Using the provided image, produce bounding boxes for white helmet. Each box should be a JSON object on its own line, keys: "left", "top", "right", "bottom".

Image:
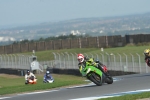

{"left": 77, "top": 53, "right": 84, "bottom": 63}
{"left": 46, "top": 71, "right": 50, "bottom": 74}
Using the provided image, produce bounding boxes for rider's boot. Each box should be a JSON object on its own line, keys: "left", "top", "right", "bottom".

{"left": 25, "top": 80, "right": 29, "bottom": 84}
{"left": 104, "top": 72, "right": 110, "bottom": 77}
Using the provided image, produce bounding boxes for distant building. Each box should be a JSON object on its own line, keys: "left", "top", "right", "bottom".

{"left": 0, "top": 37, "right": 15, "bottom": 42}
{"left": 71, "top": 30, "right": 81, "bottom": 35}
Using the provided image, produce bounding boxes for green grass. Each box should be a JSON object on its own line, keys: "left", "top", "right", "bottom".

{"left": 0, "top": 74, "right": 88, "bottom": 95}
{"left": 2, "top": 44, "right": 150, "bottom": 98}
{"left": 19, "top": 45, "right": 149, "bottom": 61}
{"left": 20, "top": 48, "right": 99, "bottom": 61}
{"left": 99, "top": 91, "right": 150, "bottom": 100}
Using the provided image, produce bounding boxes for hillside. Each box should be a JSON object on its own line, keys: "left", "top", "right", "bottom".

{"left": 0, "top": 12, "right": 150, "bottom": 43}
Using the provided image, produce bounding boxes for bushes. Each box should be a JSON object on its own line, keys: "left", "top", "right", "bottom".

{"left": 126, "top": 42, "right": 150, "bottom": 47}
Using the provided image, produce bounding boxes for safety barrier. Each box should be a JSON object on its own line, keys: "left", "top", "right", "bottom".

{"left": 52, "top": 52, "right": 150, "bottom": 74}
{"left": 0, "top": 52, "right": 149, "bottom": 76}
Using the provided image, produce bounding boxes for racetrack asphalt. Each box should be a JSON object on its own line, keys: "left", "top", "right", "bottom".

{"left": 1, "top": 73, "right": 150, "bottom": 100}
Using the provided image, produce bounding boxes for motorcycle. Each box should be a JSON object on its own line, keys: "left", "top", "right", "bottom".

{"left": 28, "top": 76, "right": 37, "bottom": 84}
{"left": 43, "top": 75, "right": 54, "bottom": 83}
{"left": 79, "top": 62, "right": 113, "bottom": 86}
{"left": 146, "top": 58, "right": 150, "bottom": 67}
{"left": 43, "top": 78, "right": 54, "bottom": 83}
{"left": 96, "top": 60, "right": 111, "bottom": 76}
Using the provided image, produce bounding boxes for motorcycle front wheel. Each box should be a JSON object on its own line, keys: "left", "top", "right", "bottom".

{"left": 87, "top": 72, "right": 102, "bottom": 86}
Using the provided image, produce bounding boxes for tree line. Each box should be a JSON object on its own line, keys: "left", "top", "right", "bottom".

{"left": 12, "top": 34, "right": 90, "bottom": 44}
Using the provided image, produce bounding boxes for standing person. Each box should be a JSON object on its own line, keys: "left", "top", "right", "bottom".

{"left": 77, "top": 53, "right": 109, "bottom": 76}
{"left": 25, "top": 70, "right": 36, "bottom": 84}
{"left": 144, "top": 49, "right": 150, "bottom": 67}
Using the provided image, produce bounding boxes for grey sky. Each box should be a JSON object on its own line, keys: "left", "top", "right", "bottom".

{"left": 0, "top": 0, "right": 150, "bottom": 28}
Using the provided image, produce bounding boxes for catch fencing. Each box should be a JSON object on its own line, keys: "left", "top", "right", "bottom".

{"left": 52, "top": 52, "right": 150, "bottom": 74}
{"left": 0, "top": 54, "right": 32, "bottom": 69}
{"left": 0, "top": 52, "right": 150, "bottom": 74}
{"left": 0, "top": 54, "right": 55, "bottom": 72}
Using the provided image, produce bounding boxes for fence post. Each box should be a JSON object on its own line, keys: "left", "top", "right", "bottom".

{"left": 52, "top": 52, "right": 57, "bottom": 60}
{"left": 57, "top": 53, "right": 61, "bottom": 68}
{"left": 10, "top": 54, "right": 13, "bottom": 69}
{"left": 123, "top": 53, "right": 128, "bottom": 72}
{"left": 6, "top": 54, "right": 9, "bottom": 68}
{"left": 105, "top": 52, "right": 110, "bottom": 68}
{"left": 100, "top": 53, "right": 104, "bottom": 64}
{"left": 130, "top": 53, "right": 135, "bottom": 72}
{"left": 84, "top": 53, "right": 88, "bottom": 58}
{"left": 70, "top": 53, "right": 75, "bottom": 69}
{"left": 21, "top": 55, "right": 23, "bottom": 69}
{"left": 94, "top": 53, "right": 99, "bottom": 60}
{"left": 111, "top": 53, "right": 116, "bottom": 70}
{"left": 90, "top": 53, "right": 93, "bottom": 58}
{"left": 2, "top": 55, "right": 5, "bottom": 68}
{"left": 61, "top": 53, "right": 65, "bottom": 69}
{"left": 117, "top": 53, "right": 122, "bottom": 71}
{"left": 65, "top": 52, "right": 70, "bottom": 69}
{"left": 136, "top": 53, "right": 141, "bottom": 73}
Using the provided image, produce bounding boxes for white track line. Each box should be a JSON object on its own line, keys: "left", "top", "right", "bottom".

{"left": 70, "top": 89, "right": 150, "bottom": 100}
{"left": 0, "top": 78, "right": 119, "bottom": 100}
{"left": 0, "top": 97, "right": 11, "bottom": 100}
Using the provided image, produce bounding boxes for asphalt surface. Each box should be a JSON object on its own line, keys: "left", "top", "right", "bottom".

{"left": 1, "top": 73, "right": 150, "bottom": 100}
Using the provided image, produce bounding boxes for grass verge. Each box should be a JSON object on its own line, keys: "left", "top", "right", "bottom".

{"left": 98, "top": 91, "right": 150, "bottom": 100}
{"left": 0, "top": 74, "right": 88, "bottom": 95}
{"left": 2, "top": 45, "right": 150, "bottom": 98}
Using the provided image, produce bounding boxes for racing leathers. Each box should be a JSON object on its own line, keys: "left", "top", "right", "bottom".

{"left": 145, "top": 56, "right": 150, "bottom": 67}
{"left": 78, "top": 57, "right": 109, "bottom": 76}
{"left": 25, "top": 72, "right": 36, "bottom": 84}
{"left": 43, "top": 73, "right": 54, "bottom": 83}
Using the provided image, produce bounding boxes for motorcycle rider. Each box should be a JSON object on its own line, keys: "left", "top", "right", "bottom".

{"left": 25, "top": 70, "right": 36, "bottom": 84}
{"left": 77, "top": 53, "right": 109, "bottom": 76}
{"left": 43, "top": 70, "right": 54, "bottom": 83}
{"left": 144, "top": 49, "right": 150, "bottom": 67}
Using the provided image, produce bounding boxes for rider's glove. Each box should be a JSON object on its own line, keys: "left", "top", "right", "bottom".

{"left": 94, "top": 63, "right": 99, "bottom": 67}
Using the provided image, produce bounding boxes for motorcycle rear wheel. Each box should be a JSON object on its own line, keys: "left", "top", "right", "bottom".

{"left": 105, "top": 76, "right": 113, "bottom": 84}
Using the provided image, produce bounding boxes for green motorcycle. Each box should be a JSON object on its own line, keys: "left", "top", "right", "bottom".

{"left": 79, "top": 64, "right": 113, "bottom": 86}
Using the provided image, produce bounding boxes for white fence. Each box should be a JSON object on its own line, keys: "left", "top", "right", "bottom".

{"left": 0, "top": 52, "right": 150, "bottom": 74}
{"left": 0, "top": 54, "right": 32, "bottom": 69}
{"left": 52, "top": 52, "right": 150, "bottom": 74}
{"left": 0, "top": 54, "right": 55, "bottom": 72}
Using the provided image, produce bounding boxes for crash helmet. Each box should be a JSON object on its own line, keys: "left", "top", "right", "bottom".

{"left": 27, "top": 70, "right": 30, "bottom": 75}
{"left": 144, "top": 49, "right": 150, "bottom": 56}
{"left": 46, "top": 70, "right": 50, "bottom": 74}
{"left": 95, "top": 59, "right": 100, "bottom": 63}
{"left": 77, "top": 53, "right": 84, "bottom": 63}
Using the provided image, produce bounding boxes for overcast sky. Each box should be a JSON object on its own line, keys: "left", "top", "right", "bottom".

{"left": 0, "top": 0, "right": 150, "bottom": 28}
